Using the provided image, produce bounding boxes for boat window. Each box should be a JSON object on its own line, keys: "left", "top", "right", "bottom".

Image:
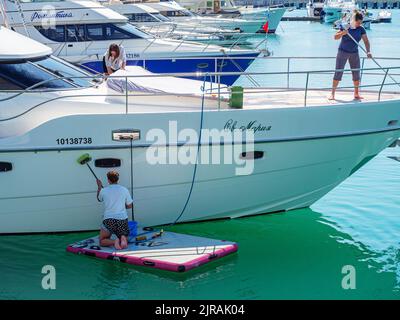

{"left": 37, "top": 23, "right": 147, "bottom": 41}
{"left": 163, "top": 10, "right": 193, "bottom": 17}
{"left": 86, "top": 23, "right": 144, "bottom": 40}
{"left": 0, "top": 75, "right": 23, "bottom": 90}
{"left": 127, "top": 13, "right": 159, "bottom": 23}
{"left": 104, "top": 24, "right": 132, "bottom": 40}
{"left": 0, "top": 56, "right": 94, "bottom": 90}
{"left": 86, "top": 24, "right": 105, "bottom": 41}
{"left": 151, "top": 13, "right": 170, "bottom": 22}
{"left": 34, "top": 56, "right": 93, "bottom": 87}
{"left": 116, "top": 23, "right": 151, "bottom": 39}
{"left": 66, "top": 25, "right": 85, "bottom": 42}
{"left": 0, "top": 60, "right": 72, "bottom": 89}
{"left": 36, "top": 25, "right": 65, "bottom": 42}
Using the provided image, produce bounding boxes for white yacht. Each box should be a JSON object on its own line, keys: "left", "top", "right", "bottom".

{"left": 173, "top": 0, "right": 286, "bottom": 33}
{"left": 0, "top": 0, "right": 260, "bottom": 85}
{"left": 143, "top": 1, "right": 266, "bottom": 33}
{"left": 307, "top": 0, "right": 324, "bottom": 18}
{"left": 1, "top": 27, "right": 400, "bottom": 234}
{"left": 103, "top": 1, "right": 253, "bottom": 46}
{"left": 322, "top": 0, "right": 358, "bottom": 24}
{"left": 376, "top": 9, "right": 392, "bottom": 23}
{"left": 333, "top": 9, "right": 372, "bottom": 30}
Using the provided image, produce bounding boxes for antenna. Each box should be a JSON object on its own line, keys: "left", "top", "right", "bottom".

{"left": 14, "top": 0, "right": 30, "bottom": 37}
{"left": 0, "top": 0, "right": 10, "bottom": 28}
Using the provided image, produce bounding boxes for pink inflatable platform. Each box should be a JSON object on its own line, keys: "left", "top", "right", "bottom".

{"left": 67, "top": 228, "right": 238, "bottom": 272}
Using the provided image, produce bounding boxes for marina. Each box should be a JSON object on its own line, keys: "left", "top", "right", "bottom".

{"left": 0, "top": 0, "right": 400, "bottom": 300}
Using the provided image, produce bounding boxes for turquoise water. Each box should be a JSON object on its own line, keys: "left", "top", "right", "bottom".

{"left": 1, "top": 10, "right": 400, "bottom": 300}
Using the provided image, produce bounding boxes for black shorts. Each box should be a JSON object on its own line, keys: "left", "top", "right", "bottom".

{"left": 102, "top": 218, "right": 129, "bottom": 238}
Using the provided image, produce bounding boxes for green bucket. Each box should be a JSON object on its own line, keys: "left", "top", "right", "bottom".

{"left": 229, "top": 86, "right": 244, "bottom": 109}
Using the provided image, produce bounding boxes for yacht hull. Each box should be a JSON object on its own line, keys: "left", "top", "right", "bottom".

{"left": 1, "top": 101, "right": 399, "bottom": 234}
{"left": 323, "top": 7, "right": 343, "bottom": 23}
{"left": 81, "top": 52, "right": 260, "bottom": 85}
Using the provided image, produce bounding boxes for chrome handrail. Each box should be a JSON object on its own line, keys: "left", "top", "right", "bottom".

{"left": 1, "top": 56, "right": 400, "bottom": 114}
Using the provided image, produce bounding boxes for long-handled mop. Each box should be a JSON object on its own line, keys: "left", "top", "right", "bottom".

{"left": 77, "top": 153, "right": 102, "bottom": 202}
{"left": 77, "top": 153, "right": 99, "bottom": 181}
{"left": 76, "top": 153, "right": 156, "bottom": 240}
{"left": 344, "top": 27, "right": 400, "bottom": 88}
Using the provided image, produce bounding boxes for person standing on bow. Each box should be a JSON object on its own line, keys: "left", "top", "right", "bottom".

{"left": 330, "top": 11, "right": 372, "bottom": 101}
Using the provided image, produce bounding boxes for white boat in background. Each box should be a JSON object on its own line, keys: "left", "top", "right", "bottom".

{"left": 162, "top": 0, "right": 286, "bottom": 33}
{"left": 322, "top": 0, "right": 358, "bottom": 24}
{"left": 141, "top": 1, "right": 266, "bottom": 33}
{"left": 1, "top": 27, "right": 400, "bottom": 234}
{"left": 333, "top": 9, "right": 372, "bottom": 30}
{"left": 307, "top": 0, "right": 324, "bottom": 18}
{"left": 0, "top": 0, "right": 260, "bottom": 85}
{"left": 172, "top": 0, "right": 286, "bottom": 33}
{"left": 102, "top": 1, "right": 254, "bottom": 45}
{"left": 376, "top": 9, "right": 392, "bottom": 23}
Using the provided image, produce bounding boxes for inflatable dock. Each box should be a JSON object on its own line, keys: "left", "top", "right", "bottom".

{"left": 67, "top": 228, "right": 238, "bottom": 272}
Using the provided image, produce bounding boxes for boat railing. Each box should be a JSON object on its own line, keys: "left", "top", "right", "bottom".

{"left": 1, "top": 56, "right": 400, "bottom": 121}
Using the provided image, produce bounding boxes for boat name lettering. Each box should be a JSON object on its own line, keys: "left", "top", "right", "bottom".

{"left": 224, "top": 119, "right": 271, "bottom": 133}
{"left": 31, "top": 11, "right": 73, "bottom": 22}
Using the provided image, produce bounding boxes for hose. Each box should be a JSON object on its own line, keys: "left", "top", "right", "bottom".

{"left": 170, "top": 75, "right": 207, "bottom": 225}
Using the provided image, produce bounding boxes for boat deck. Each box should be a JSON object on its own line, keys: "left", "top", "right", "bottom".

{"left": 240, "top": 88, "right": 400, "bottom": 109}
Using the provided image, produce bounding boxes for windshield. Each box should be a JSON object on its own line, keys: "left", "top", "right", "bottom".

{"left": 152, "top": 13, "right": 171, "bottom": 22}
{"left": 0, "top": 55, "right": 94, "bottom": 91}
{"left": 116, "top": 23, "right": 153, "bottom": 39}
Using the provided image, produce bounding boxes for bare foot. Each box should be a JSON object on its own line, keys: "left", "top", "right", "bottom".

{"left": 114, "top": 238, "right": 122, "bottom": 250}
{"left": 120, "top": 236, "right": 128, "bottom": 249}
{"left": 354, "top": 95, "right": 364, "bottom": 100}
{"left": 328, "top": 95, "right": 335, "bottom": 100}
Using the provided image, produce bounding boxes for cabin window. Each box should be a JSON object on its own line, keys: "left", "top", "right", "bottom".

{"left": 86, "top": 24, "right": 104, "bottom": 41}
{"left": 0, "top": 60, "right": 71, "bottom": 89}
{"left": 86, "top": 23, "right": 143, "bottom": 40}
{"left": 152, "top": 13, "right": 170, "bottom": 22}
{"left": 36, "top": 25, "right": 65, "bottom": 42}
{"left": 104, "top": 24, "right": 132, "bottom": 40}
{"left": 117, "top": 23, "right": 150, "bottom": 39}
{"left": 35, "top": 56, "right": 93, "bottom": 87}
{"left": 36, "top": 23, "right": 145, "bottom": 42}
{"left": 127, "top": 13, "right": 158, "bottom": 23}
{"left": 163, "top": 10, "right": 192, "bottom": 17}
{"left": 66, "top": 25, "right": 85, "bottom": 42}
{"left": 0, "top": 56, "right": 93, "bottom": 90}
{"left": 0, "top": 75, "right": 23, "bottom": 90}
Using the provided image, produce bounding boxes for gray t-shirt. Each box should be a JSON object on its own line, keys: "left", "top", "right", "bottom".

{"left": 98, "top": 184, "right": 133, "bottom": 220}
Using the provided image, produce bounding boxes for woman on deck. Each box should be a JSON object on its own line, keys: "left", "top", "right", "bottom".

{"left": 330, "top": 11, "right": 372, "bottom": 100}
{"left": 103, "top": 43, "right": 127, "bottom": 75}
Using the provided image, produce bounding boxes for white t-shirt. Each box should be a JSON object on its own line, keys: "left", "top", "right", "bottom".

{"left": 98, "top": 184, "right": 133, "bottom": 220}
{"left": 104, "top": 45, "right": 127, "bottom": 71}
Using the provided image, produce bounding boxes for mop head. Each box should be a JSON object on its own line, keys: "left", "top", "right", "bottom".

{"left": 77, "top": 153, "right": 92, "bottom": 165}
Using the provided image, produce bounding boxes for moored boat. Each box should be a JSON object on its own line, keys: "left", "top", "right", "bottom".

{"left": 0, "top": 0, "right": 260, "bottom": 85}
{"left": 1, "top": 27, "right": 400, "bottom": 234}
